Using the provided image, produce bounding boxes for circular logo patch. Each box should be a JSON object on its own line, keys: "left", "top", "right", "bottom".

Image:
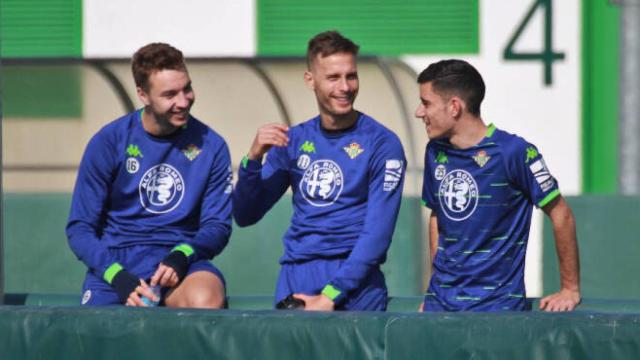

{"left": 139, "top": 164, "right": 185, "bottom": 214}
{"left": 299, "top": 159, "right": 344, "bottom": 207}
{"left": 297, "top": 154, "right": 311, "bottom": 170}
{"left": 438, "top": 169, "right": 479, "bottom": 221}
{"left": 81, "top": 290, "right": 92, "bottom": 305}
{"left": 435, "top": 164, "right": 446, "bottom": 181}
{"left": 126, "top": 157, "right": 140, "bottom": 174}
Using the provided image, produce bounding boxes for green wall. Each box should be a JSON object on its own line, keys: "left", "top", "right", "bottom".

{"left": 0, "top": 0, "right": 82, "bottom": 58}
{"left": 3, "top": 193, "right": 424, "bottom": 297}
{"left": 258, "top": 0, "right": 479, "bottom": 56}
{"left": 542, "top": 195, "right": 640, "bottom": 299}
{"left": 581, "top": 0, "right": 619, "bottom": 194}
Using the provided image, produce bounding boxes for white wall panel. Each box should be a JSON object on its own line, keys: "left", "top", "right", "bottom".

{"left": 84, "top": 0, "right": 255, "bottom": 57}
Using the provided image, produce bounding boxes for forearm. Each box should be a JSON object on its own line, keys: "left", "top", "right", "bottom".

{"left": 553, "top": 211, "right": 580, "bottom": 291}
{"left": 67, "top": 221, "right": 119, "bottom": 277}
{"left": 188, "top": 222, "right": 232, "bottom": 260}
{"left": 546, "top": 197, "right": 580, "bottom": 292}
{"left": 233, "top": 157, "right": 288, "bottom": 227}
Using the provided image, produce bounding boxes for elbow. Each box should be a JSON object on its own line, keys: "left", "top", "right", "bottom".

{"left": 232, "top": 209, "right": 261, "bottom": 228}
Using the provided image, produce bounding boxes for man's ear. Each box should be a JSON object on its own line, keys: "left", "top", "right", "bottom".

{"left": 137, "top": 86, "right": 150, "bottom": 106}
{"left": 304, "top": 70, "right": 315, "bottom": 90}
{"left": 449, "top": 97, "right": 463, "bottom": 118}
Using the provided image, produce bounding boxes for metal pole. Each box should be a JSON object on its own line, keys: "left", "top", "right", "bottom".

{"left": 615, "top": 0, "right": 640, "bottom": 194}
{"left": 0, "top": 55, "right": 4, "bottom": 305}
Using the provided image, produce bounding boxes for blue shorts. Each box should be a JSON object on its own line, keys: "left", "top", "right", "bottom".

{"left": 80, "top": 245, "right": 225, "bottom": 306}
{"left": 275, "top": 257, "right": 387, "bottom": 311}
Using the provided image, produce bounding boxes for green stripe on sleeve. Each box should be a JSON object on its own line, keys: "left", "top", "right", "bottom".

{"left": 321, "top": 284, "right": 342, "bottom": 301}
{"left": 172, "top": 243, "right": 195, "bottom": 257}
{"left": 538, "top": 189, "right": 561, "bottom": 208}
{"left": 103, "top": 263, "right": 124, "bottom": 284}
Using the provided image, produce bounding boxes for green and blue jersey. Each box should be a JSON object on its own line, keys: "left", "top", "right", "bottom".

{"left": 422, "top": 124, "right": 560, "bottom": 311}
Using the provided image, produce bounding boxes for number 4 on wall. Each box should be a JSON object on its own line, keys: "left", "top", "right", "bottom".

{"left": 503, "top": 0, "right": 565, "bottom": 86}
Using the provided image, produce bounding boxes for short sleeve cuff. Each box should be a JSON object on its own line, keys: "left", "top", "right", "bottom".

{"left": 537, "top": 189, "right": 561, "bottom": 208}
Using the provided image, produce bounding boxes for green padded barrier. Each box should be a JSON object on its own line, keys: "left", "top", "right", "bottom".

{"left": 3, "top": 193, "right": 423, "bottom": 297}
{"left": 542, "top": 195, "right": 640, "bottom": 299}
{"left": 1, "top": 306, "right": 639, "bottom": 359}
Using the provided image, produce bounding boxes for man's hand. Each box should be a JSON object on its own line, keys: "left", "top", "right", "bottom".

{"left": 150, "top": 263, "right": 180, "bottom": 288}
{"left": 248, "top": 123, "right": 289, "bottom": 161}
{"left": 539, "top": 288, "right": 581, "bottom": 312}
{"left": 125, "top": 279, "right": 160, "bottom": 307}
{"left": 293, "top": 293, "right": 335, "bottom": 311}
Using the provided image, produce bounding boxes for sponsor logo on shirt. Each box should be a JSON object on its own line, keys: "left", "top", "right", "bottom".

{"left": 384, "top": 159, "right": 403, "bottom": 191}
{"left": 525, "top": 146, "right": 539, "bottom": 163}
{"left": 436, "top": 151, "right": 449, "bottom": 164}
{"left": 139, "top": 164, "right": 185, "bottom": 214}
{"left": 300, "top": 141, "right": 316, "bottom": 154}
{"left": 182, "top": 144, "right": 202, "bottom": 161}
{"left": 297, "top": 154, "right": 311, "bottom": 169}
{"left": 299, "top": 159, "right": 344, "bottom": 207}
{"left": 126, "top": 144, "right": 144, "bottom": 158}
{"left": 529, "top": 158, "right": 555, "bottom": 192}
{"left": 472, "top": 150, "right": 491, "bottom": 168}
{"left": 343, "top": 142, "right": 364, "bottom": 159}
{"left": 435, "top": 164, "right": 446, "bottom": 181}
{"left": 438, "top": 169, "right": 479, "bottom": 221}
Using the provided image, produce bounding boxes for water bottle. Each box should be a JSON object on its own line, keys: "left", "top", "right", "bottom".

{"left": 141, "top": 285, "right": 161, "bottom": 307}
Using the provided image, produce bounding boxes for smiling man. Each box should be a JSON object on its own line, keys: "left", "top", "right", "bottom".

{"left": 416, "top": 59, "right": 580, "bottom": 312}
{"left": 233, "top": 31, "right": 406, "bottom": 311}
{"left": 67, "top": 43, "right": 232, "bottom": 308}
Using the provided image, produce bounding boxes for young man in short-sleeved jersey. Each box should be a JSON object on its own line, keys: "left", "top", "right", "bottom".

{"left": 416, "top": 59, "right": 580, "bottom": 312}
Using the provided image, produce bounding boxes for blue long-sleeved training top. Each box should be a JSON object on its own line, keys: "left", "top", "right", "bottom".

{"left": 233, "top": 112, "right": 406, "bottom": 300}
{"left": 422, "top": 124, "right": 561, "bottom": 311}
{"left": 66, "top": 110, "right": 233, "bottom": 278}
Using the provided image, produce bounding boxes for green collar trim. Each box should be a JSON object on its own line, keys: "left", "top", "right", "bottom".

{"left": 485, "top": 123, "right": 496, "bottom": 138}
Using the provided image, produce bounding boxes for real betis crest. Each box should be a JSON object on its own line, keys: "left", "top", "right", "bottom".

{"left": 473, "top": 150, "right": 490, "bottom": 168}
{"left": 343, "top": 142, "right": 364, "bottom": 159}
{"left": 182, "top": 144, "right": 202, "bottom": 161}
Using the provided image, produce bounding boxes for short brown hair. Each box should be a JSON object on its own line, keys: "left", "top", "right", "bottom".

{"left": 306, "top": 31, "right": 359, "bottom": 69}
{"left": 131, "top": 43, "right": 187, "bottom": 91}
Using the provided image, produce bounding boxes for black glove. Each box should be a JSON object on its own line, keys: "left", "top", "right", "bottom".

{"left": 161, "top": 251, "right": 189, "bottom": 282}
{"left": 111, "top": 270, "right": 140, "bottom": 304}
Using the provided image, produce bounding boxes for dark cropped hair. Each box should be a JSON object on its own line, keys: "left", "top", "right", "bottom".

{"left": 306, "top": 31, "right": 359, "bottom": 69}
{"left": 132, "top": 43, "right": 187, "bottom": 91}
{"left": 417, "top": 59, "right": 485, "bottom": 116}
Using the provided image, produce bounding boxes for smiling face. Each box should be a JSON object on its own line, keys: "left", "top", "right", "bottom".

{"left": 305, "top": 52, "right": 359, "bottom": 123}
{"left": 415, "top": 82, "right": 458, "bottom": 140}
{"left": 137, "top": 69, "right": 195, "bottom": 134}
